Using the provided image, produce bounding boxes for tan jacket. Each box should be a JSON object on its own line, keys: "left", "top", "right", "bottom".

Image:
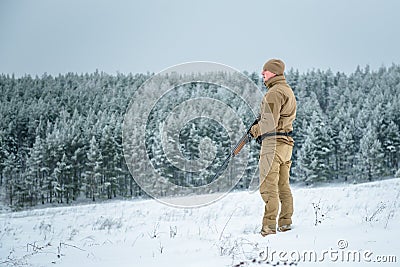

{"left": 250, "top": 75, "right": 296, "bottom": 146}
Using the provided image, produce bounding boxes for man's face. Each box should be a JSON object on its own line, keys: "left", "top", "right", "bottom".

{"left": 261, "top": 70, "right": 276, "bottom": 83}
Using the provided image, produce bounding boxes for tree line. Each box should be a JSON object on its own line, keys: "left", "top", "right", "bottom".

{"left": 0, "top": 65, "right": 399, "bottom": 209}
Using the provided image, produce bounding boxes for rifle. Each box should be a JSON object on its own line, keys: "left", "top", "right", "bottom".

{"left": 210, "top": 116, "right": 259, "bottom": 181}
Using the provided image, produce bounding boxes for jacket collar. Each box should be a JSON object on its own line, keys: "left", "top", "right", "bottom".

{"left": 265, "top": 75, "right": 286, "bottom": 89}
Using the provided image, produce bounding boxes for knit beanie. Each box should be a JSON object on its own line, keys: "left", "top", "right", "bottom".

{"left": 263, "top": 59, "right": 285, "bottom": 75}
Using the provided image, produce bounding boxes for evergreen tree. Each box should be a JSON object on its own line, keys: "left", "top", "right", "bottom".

{"left": 294, "top": 111, "right": 332, "bottom": 183}
{"left": 2, "top": 151, "right": 17, "bottom": 206}
{"left": 356, "top": 123, "right": 385, "bottom": 181}
{"left": 380, "top": 120, "right": 400, "bottom": 174}
{"left": 0, "top": 130, "right": 6, "bottom": 187}
{"left": 85, "top": 136, "right": 103, "bottom": 201}
{"left": 337, "top": 127, "right": 355, "bottom": 181}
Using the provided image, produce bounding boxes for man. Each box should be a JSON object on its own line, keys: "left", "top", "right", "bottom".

{"left": 250, "top": 59, "right": 297, "bottom": 236}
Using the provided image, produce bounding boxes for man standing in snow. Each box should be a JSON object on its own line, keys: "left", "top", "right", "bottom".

{"left": 249, "top": 59, "right": 297, "bottom": 236}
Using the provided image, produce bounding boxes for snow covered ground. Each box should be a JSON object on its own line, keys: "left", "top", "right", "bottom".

{"left": 1, "top": 179, "right": 399, "bottom": 267}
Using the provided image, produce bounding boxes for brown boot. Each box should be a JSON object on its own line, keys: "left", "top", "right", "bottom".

{"left": 277, "top": 224, "right": 291, "bottom": 232}
{"left": 260, "top": 227, "right": 276, "bottom": 237}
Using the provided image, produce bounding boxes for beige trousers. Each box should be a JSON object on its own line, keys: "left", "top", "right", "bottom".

{"left": 259, "top": 141, "right": 294, "bottom": 229}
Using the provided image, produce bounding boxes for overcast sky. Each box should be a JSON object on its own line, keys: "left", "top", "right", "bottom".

{"left": 1, "top": 0, "right": 399, "bottom": 76}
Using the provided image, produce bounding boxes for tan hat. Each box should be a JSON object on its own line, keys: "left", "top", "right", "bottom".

{"left": 263, "top": 59, "right": 285, "bottom": 75}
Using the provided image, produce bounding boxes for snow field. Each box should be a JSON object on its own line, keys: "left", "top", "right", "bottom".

{"left": 1, "top": 178, "right": 399, "bottom": 267}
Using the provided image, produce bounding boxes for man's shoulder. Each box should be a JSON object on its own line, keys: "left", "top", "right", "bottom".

{"left": 266, "top": 83, "right": 289, "bottom": 97}
{"left": 272, "top": 82, "right": 294, "bottom": 97}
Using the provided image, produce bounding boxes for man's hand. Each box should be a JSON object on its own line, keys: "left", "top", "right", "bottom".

{"left": 249, "top": 114, "right": 261, "bottom": 138}
{"left": 249, "top": 123, "right": 261, "bottom": 138}
{"left": 250, "top": 125, "right": 262, "bottom": 144}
